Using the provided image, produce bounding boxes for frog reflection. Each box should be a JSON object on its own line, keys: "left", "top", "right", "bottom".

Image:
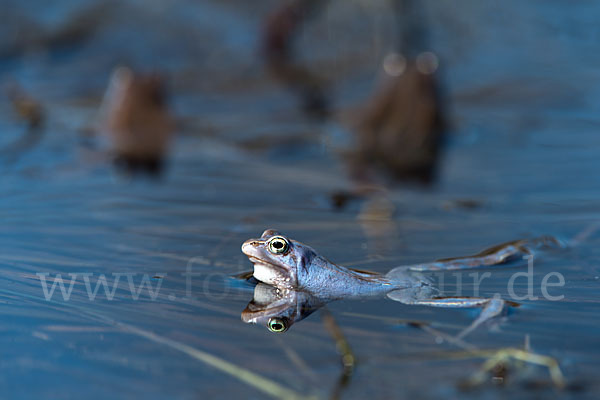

{"left": 241, "top": 282, "right": 326, "bottom": 333}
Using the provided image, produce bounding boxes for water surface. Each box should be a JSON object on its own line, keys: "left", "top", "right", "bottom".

{"left": 1, "top": 1, "right": 599, "bottom": 398}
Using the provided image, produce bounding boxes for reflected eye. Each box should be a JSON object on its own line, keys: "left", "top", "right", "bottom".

{"left": 267, "top": 236, "right": 289, "bottom": 255}
{"left": 267, "top": 317, "right": 288, "bottom": 333}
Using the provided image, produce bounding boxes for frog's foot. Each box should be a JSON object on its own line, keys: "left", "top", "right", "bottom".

{"left": 455, "top": 296, "right": 508, "bottom": 340}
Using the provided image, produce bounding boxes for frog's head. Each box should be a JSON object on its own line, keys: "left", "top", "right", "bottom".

{"left": 241, "top": 229, "right": 316, "bottom": 289}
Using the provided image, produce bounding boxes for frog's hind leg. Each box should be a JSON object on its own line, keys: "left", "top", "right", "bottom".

{"left": 387, "top": 290, "right": 508, "bottom": 339}
{"left": 407, "top": 246, "right": 528, "bottom": 272}
{"left": 405, "top": 236, "right": 564, "bottom": 272}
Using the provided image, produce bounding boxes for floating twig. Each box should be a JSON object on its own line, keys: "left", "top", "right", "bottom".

{"left": 462, "top": 347, "right": 566, "bottom": 389}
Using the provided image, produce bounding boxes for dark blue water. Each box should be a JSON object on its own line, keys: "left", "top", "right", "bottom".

{"left": 1, "top": 1, "right": 599, "bottom": 399}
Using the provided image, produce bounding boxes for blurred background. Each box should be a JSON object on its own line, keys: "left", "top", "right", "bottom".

{"left": 1, "top": 0, "right": 599, "bottom": 399}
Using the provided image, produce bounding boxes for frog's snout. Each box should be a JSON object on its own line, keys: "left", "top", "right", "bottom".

{"left": 241, "top": 239, "right": 262, "bottom": 257}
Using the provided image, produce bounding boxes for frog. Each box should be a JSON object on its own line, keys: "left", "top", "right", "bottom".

{"left": 241, "top": 229, "right": 562, "bottom": 335}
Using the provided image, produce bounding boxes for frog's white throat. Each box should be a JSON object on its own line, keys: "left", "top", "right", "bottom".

{"left": 252, "top": 262, "right": 294, "bottom": 288}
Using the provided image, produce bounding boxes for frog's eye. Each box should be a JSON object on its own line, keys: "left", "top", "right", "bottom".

{"left": 267, "top": 317, "right": 288, "bottom": 333}
{"left": 267, "top": 236, "right": 289, "bottom": 255}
